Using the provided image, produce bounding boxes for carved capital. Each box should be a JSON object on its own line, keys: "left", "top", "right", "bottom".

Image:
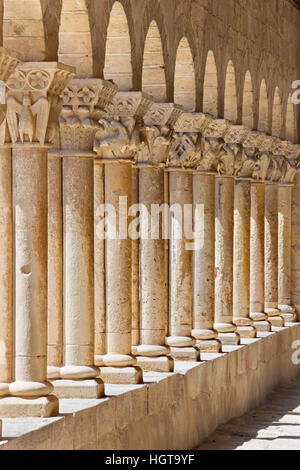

{"left": 195, "top": 118, "right": 231, "bottom": 173}
{"left": 234, "top": 131, "right": 265, "bottom": 179}
{"left": 276, "top": 142, "right": 300, "bottom": 184}
{"left": 0, "top": 46, "right": 20, "bottom": 83}
{"left": 94, "top": 92, "right": 153, "bottom": 161}
{"left": 5, "top": 62, "right": 75, "bottom": 147}
{"left": 167, "top": 132, "right": 200, "bottom": 169}
{"left": 253, "top": 136, "right": 280, "bottom": 182}
{"left": 59, "top": 78, "right": 117, "bottom": 152}
{"left": 137, "top": 104, "right": 182, "bottom": 167}
{"left": 174, "top": 112, "right": 212, "bottom": 133}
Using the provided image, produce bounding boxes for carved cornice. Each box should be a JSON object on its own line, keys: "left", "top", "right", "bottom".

{"left": 5, "top": 62, "right": 75, "bottom": 147}
{"left": 144, "top": 103, "right": 183, "bottom": 128}
{"left": 174, "top": 112, "right": 212, "bottom": 133}
{"left": 59, "top": 78, "right": 117, "bottom": 152}
{"left": 94, "top": 92, "right": 153, "bottom": 161}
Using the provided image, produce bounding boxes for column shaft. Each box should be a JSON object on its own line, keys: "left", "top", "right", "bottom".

{"left": 136, "top": 167, "right": 172, "bottom": 371}
{"left": 131, "top": 167, "right": 140, "bottom": 346}
{"left": 62, "top": 157, "right": 99, "bottom": 378}
{"left": 250, "top": 182, "right": 270, "bottom": 331}
{"left": 0, "top": 148, "right": 13, "bottom": 395}
{"left": 166, "top": 171, "right": 199, "bottom": 361}
{"left": 278, "top": 184, "right": 296, "bottom": 321}
{"left": 192, "top": 173, "right": 220, "bottom": 352}
{"left": 233, "top": 178, "right": 256, "bottom": 337}
{"left": 214, "top": 176, "right": 239, "bottom": 344}
{"left": 291, "top": 180, "right": 300, "bottom": 320}
{"left": 265, "top": 183, "right": 284, "bottom": 326}
{"left": 94, "top": 162, "right": 106, "bottom": 366}
{"left": 47, "top": 154, "right": 63, "bottom": 379}
{"left": 101, "top": 162, "right": 142, "bottom": 384}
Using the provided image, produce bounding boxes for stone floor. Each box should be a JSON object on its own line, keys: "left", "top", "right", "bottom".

{"left": 197, "top": 375, "right": 300, "bottom": 450}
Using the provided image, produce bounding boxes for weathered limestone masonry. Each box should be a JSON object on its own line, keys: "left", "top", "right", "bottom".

{"left": 133, "top": 103, "right": 182, "bottom": 373}
{"left": 0, "top": 60, "right": 74, "bottom": 420}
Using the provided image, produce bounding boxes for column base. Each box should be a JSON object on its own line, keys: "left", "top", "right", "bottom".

{"left": 265, "top": 308, "right": 284, "bottom": 327}
{"left": 236, "top": 326, "right": 257, "bottom": 338}
{"left": 51, "top": 378, "right": 104, "bottom": 399}
{"left": 195, "top": 339, "right": 222, "bottom": 353}
{"left": 94, "top": 355, "right": 105, "bottom": 367}
{"left": 279, "top": 305, "right": 297, "bottom": 323}
{"left": 0, "top": 383, "right": 9, "bottom": 397}
{"left": 47, "top": 366, "right": 61, "bottom": 380}
{"left": 0, "top": 419, "right": 2, "bottom": 437}
{"left": 253, "top": 320, "right": 271, "bottom": 332}
{"left": 99, "top": 366, "right": 143, "bottom": 384}
{"left": 218, "top": 332, "right": 240, "bottom": 346}
{"left": 169, "top": 347, "right": 200, "bottom": 362}
{"left": 0, "top": 396, "right": 58, "bottom": 418}
{"left": 136, "top": 356, "right": 174, "bottom": 372}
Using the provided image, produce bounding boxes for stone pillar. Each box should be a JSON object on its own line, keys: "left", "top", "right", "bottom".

{"left": 133, "top": 103, "right": 182, "bottom": 371}
{"left": 191, "top": 115, "right": 221, "bottom": 353}
{"left": 265, "top": 179, "right": 284, "bottom": 326}
{"left": 0, "top": 62, "right": 74, "bottom": 418}
{"left": 131, "top": 166, "right": 140, "bottom": 347}
{"left": 165, "top": 113, "right": 213, "bottom": 361}
{"left": 47, "top": 151, "right": 63, "bottom": 380}
{"left": 232, "top": 131, "right": 264, "bottom": 338}
{"left": 278, "top": 144, "right": 299, "bottom": 323}
{"left": 292, "top": 154, "right": 300, "bottom": 319}
{"left": 0, "top": 49, "right": 20, "bottom": 408}
{"left": 51, "top": 79, "right": 117, "bottom": 398}
{"left": 94, "top": 92, "right": 153, "bottom": 383}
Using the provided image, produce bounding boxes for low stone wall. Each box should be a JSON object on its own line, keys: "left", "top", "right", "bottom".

{"left": 1, "top": 324, "right": 300, "bottom": 450}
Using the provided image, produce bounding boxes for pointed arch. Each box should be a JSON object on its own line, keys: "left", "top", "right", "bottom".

{"left": 104, "top": 1, "right": 132, "bottom": 90}
{"left": 3, "top": 0, "right": 46, "bottom": 61}
{"left": 272, "top": 87, "right": 282, "bottom": 138}
{"left": 286, "top": 94, "right": 296, "bottom": 143}
{"left": 174, "top": 37, "right": 196, "bottom": 112}
{"left": 58, "top": 0, "right": 93, "bottom": 76}
{"left": 203, "top": 50, "right": 218, "bottom": 117}
{"left": 242, "top": 71, "right": 254, "bottom": 129}
{"left": 142, "top": 20, "right": 166, "bottom": 102}
{"left": 258, "top": 79, "right": 269, "bottom": 133}
{"left": 224, "top": 60, "right": 238, "bottom": 123}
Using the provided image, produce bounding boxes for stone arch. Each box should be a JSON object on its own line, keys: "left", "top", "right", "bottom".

{"left": 3, "top": 0, "right": 46, "bottom": 61}
{"left": 142, "top": 19, "right": 166, "bottom": 102}
{"left": 104, "top": 1, "right": 132, "bottom": 90}
{"left": 272, "top": 86, "right": 282, "bottom": 138}
{"left": 203, "top": 50, "right": 218, "bottom": 117}
{"left": 258, "top": 79, "right": 269, "bottom": 134}
{"left": 58, "top": 0, "right": 93, "bottom": 77}
{"left": 174, "top": 36, "right": 196, "bottom": 112}
{"left": 224, "top": 60, "right": 238, "bottom": 123}
{"left": 286, "top": 94, "right": 296, "bottom": 143}
{"left": 242, "top": 70, "right": 254, "bottom": 129}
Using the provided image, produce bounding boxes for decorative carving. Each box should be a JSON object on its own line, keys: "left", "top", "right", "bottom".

{"left": 144, "top": 103, "right": 183, "bottom": 128}
{"left": 167, "top": 132, "right": 200, "bottom": 169}
{"left": 0, "top": 46, "right": 20, "bottom": 83}
{"left": 105, "top": 91, "right": 153, "bottom": 120}
{"left": 59, "top": 78, "right": 117, "bottom": 151}
{"left": 174, "top": 112, "right": 212, "bottom": 133}
{"left": 6, "top": 63, "right": 75, "bottom": 146}
{"left": 203, "top": 119, "right": 232, "bottom": 139}
{"left": 276, "top": 142, "right": 300, "bottom": 184}
{"left": 195, "top": 118, "right": 231, "bottom": 172}
{"left": 253, "top": 136, "right": 280, "bottom": 182}
{"left": 94, "top": 92, "right": 153, "bottom": 161}
{"left": 235, "top": 131, "right": 265, "bottom": 178}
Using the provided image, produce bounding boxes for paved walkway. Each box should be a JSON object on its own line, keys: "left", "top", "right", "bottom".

{"left": 197, "top": 375, "right": 300, "bottom": 450}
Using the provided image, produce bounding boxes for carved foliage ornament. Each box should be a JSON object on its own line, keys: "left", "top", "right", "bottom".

{"left": 167, "top": 132, "right": 200, "bottom": 169}
{"left": 59, "top": 79, "right": 117, "bottom": 151}
{"left": 5, "top": 63, "right": 75, "bottom": 146}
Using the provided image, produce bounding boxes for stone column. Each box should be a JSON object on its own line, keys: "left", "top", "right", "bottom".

{"left": 94, "top": 92, "right": 153, "bottom": 383}
{"left": 191, "top": 115, "right": 220, "bottom": 353}
{"left": 131, "top": 166, "right": 140, "bottom": 347}
{"left": 233, "top": 131, "right": 265, "bottom": 338}
{"left": 264, "top": 142, "right": 284, "bottom": 327}
{"left": 0, "top": 62, "right": 74, "bottom": 418}
{"left": 0, "top": 49, "right": 20, "bottom": 407}
{"left": 165, "top": 113, "right": 212, "bottom": 360}
{"left": 212, "top": 121, "right": 240, "bottom": 345}
{"left": 51, "top": 79, "right": 117, "bottom": 399}
{"left": 278, "top": 144, "right": 299, "bottom": 323}
{"left": 47, "top": 150, "right": 63, "bottom": 380}
{"left": 133, "top": 103, "right": 182, "bottom": 371}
